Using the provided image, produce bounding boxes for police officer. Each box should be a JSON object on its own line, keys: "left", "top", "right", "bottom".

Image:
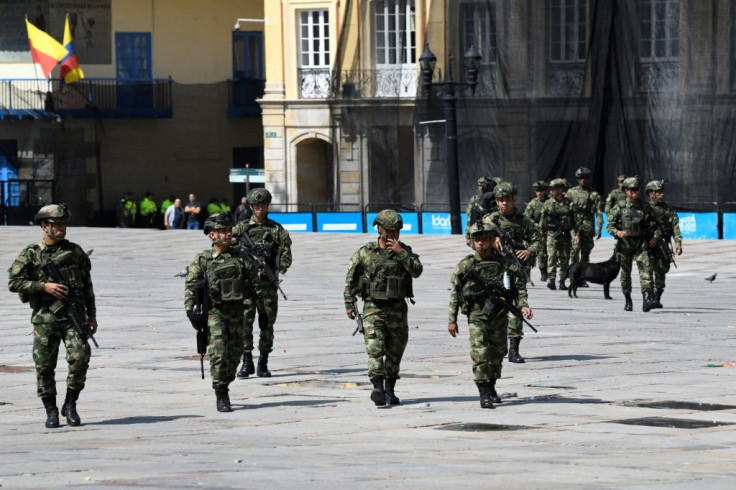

{"left": 185, "top": 213, "right": 261, "bottom": 412}
{"left": 524, "top": 180, "right": 549, "bottom": 281}
{"left": 539, "top": 179, "right": 577, "bottom": 290}
{"left": 605, "top": 174, "right": 628, "bottom": 214}
{"left": 567, "top": 168, "right": 603, "bottom": 274}
{"left": 448, "top": 222, "right": 533, "bottom": 409}
{"left": 606, "top": 177, "right": 659, "bottom": 312}
{"left": 646, "top": 180, "right": 683, "bottom": 308}
{"left": 233, "top": 188, "right": 292, "bottom": 378}
{"left": 345, "top": 210, "right": 423, "bottom": 406}
{"left": 482, "top": 182, "right": 541, "bottom": 364}
{"left": 8, "top": 204, "right": 97, "bottom": 428}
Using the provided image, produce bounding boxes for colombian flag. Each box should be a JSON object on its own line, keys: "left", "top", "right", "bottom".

{"left": 60, "top": 14, "right": 85, "bottom": 86}
{"left": 25, "top": 17, "right": 68, "bottom": 78}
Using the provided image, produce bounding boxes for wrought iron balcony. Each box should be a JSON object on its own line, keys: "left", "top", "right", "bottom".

{"left": 227, "top": 78, "right": 265, "bottom": 117}
{"left": 547, "top": 62, "right": 586, "bottom": 96}
{"left": 639, "top": 61, "right": 679, "bottom": 93}
{"left": 0, "top": 78, "right": 173, "bottom": 119}
{"left": 299, "top": 68, "right": 331, "bottom": 99}
{"left": 331, "top": 68, "right": 419, "bottom": 99}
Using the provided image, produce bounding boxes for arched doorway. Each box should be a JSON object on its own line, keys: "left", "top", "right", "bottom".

{"left": 295, "top": 137, "right": 333, "bottom": 205}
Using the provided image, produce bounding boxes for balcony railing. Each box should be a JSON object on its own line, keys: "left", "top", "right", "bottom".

{"left": 331, "top": 68, "right": 419, "bottom": 99}
{"left": 227, "top": 78, "right": 265, "bottom": 117}
{"left": 299, "top": 68, "right": 332, "bottom": 99}
{"left": 0, "top": 78, "right": 173, "bottom": 119}
{"left": 547, "top": 62, "right": 585, "bottom": 96}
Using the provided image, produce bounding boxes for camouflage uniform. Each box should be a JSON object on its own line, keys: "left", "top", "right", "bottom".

{"left": 539, "top": 180, "right": 577, "bottom": 289}
{"left": 449, "top": 222, "right": 530, "bottom": 408}
{"left": 647, "top": 182, "right": 682, "bottom": 301}
{"left": 465, "top": 176, "right": 498, "bottom": 242}
{"left": 606, "top": 178, "right": 659, "bottom": 312}
{"left": 605, "top": 175, "right": 628, "bottom": 214}
{"left": 345, "top": 209, "right": 423, "bottom": 406}
{"left": 567, "top": 180, "right": 603, "bottom": 263}
{"left": 8, "top": 240, "right": 94, "bottom": 399}
{"left": 524, "top": 194, "right": 547, "bottom": 273}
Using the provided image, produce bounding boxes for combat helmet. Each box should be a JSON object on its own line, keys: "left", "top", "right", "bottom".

{"left": 34, "top": 203, "right": 70, "bottom": 224}
{"left": 645, "top": 180, "right": 665, "bottom": 193}
{"left": 549, "top": 178, "right": 568, "bottom": 189}
{"left": 532, "top": 180, "right": 548, "bottom": 191}
{"left": 373, "top": 209, "right": 403, "bottom": 231}
{"left": 493, "top": 181, "right": 517, "bottom": 198}
{"left": 622, "top": 177, "right": 640, "bottom": 190}
{"left": 468, "top": 221, "right": 497, "bottom": 238}
{"left": 617, "top": 174, "right": 627, "bottom": 182}
{"left": 575, "top": 167, "right": 591, "bottom": 178}
{"left": 203, "top": 213, "right": 234, "bottom": 235}
{"left": 247, "top": 188, "right": 272, "bottom": 204}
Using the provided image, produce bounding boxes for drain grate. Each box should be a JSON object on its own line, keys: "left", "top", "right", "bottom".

{"left": 435, "top": 423, "right": 531, "bottom": 432}
{"left": 626, "top": 400, "right": 736, "bottom": 411}
{"left": 611, "top": 417, "right": 734, "bottom": 429}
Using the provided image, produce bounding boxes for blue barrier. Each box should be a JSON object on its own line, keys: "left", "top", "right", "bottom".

{"left": 316, "top": 212, "right": 364, "bottom": 233}
{"left": 422, "top": 212, "right": 468, "bottom": 235}
{"left": 270, "top": 212, "right": 313, "bottom": 232}
{"left": 365, "top": 212, "right": 419, "bottom": 234}
{"left": 724, "top": 213, "right": 736, "bottom": 239}
{"left": 677, "top": 212, "right": 718, "bottom": 240}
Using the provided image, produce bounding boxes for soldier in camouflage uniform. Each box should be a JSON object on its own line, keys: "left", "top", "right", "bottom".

{"left": 606, "top": 177, "right": 659, "bottom": 312}
{"left": 482, "top": 182, "right": 541, "bottom": 364}
{"left": 185, "top": 213, "right": 261, "bottom": 412}
{"left": 465, "top": 176, "right": 497, "bottom": 244}
{"left": 8, "top": 204, "right": 97, "bottom": 428}
{"left": 448, "top": 222, "right": 533, "bottom": 409}
{"left": 233, "top": 188, "right": 292, "bottom": 379}
{"left": 605, "top": 174, "right": 628, "bottom": 214}
{"left": 567, "top": 168, "right": 604, "bottom": 274}
{"left": 539, "top": 179, "right": 577, "bottom": 291}
{"left": 646, "top": 180, "right": 683, "bottom": 308}
{"left": 345, "top": 209, "right": 423, "bottom": 407}
{"left": 524, "top": 180, "right": 549, "bottom": 281}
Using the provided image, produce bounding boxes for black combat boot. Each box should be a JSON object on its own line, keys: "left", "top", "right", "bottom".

{"left": 652, "top": 290, "right": 663, "bottom": 309}
{"left": 384, "top": 377, "right": 401, "bottom": 405}
{"left": 256, "top": 353, "right": 271, "bottom": 378}
{"left": 540, "top": 268, "right": 548, "bottom": 282}
{"left": 642, "top": 290, "right": 656, "bottom": 313}
{"left": 489, "top": 379, "right": 502, "bottom": 404}
{"left": 547, "top": 279, "right": 556, "bottom": 290}
{"left": 42, "top": 396, "right": 59, "bottom": 428}
{"left": 61, "top": 388, "right": 81, "bottom": 426}
{"left": 624, "top": 294, "right": 633, "bottom": 311}
{"left": 508, "top": 337, "right": 526, "bottom": 364}
{"left": 215, "top": 386, "right": 232, "bottom": 412}
{"left": 558, "top": 276, "right": 568, "bottom": 291}
{"left": 237, "top": 352, "right": 255, "bottom": 378}
{"left": 370, "top": 376, "right": 386, "bottom": 406}
{"left": 475, "top": 381, "right": 495, "bottom": 409}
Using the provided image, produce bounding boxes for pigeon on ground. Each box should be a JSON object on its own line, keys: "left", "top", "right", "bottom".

{"left": 704, "top": 273, "right": 717, "bottom": 283}
{"left": 174, "top": 266, "right": 189, "bottom": 278}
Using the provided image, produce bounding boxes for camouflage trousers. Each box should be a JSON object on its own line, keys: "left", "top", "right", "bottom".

{"left": 536, "top": 244, "right": 548, "bottom": 270}
{"left": 208, "top": 305, "right": 245, "bottom": 389}
{"left": 546, "top": 234, "right": 572, "bottom": 280}
{"left": 33, "top": 320, "right": 91, "bottom": 398}
{"left": 467, "top": 309, "right": 508, "bottom": 382}
{"left": 571, "top": 228, "right": 595, "bottom": 264}
{"left": 651, "top": 254, "right": 671, "bottom": 293}
{"left": 618, "top": 248, "right": 653, "bottom": 295}
{"left": 243, "top": 281, "right": 277, "bottom": 354}
{"left": 361, "top": 299, "right": 409, "bottom": 379}
{"left": 507, "top": 313, "right": 524, "bottom": 339}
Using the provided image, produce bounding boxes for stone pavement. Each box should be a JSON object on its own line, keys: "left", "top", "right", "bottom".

{"left": 1, "top": 226, "right": 735, "bottom": 489}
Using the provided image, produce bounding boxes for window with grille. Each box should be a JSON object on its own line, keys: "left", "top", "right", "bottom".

{"left": 375, "top": 0, "right": 415, "bottom": 66}
{"left": 640, "top": 0, "right": 680, "bottom": 61}
{"left": 549, "top": 0, "right": 587, "bottom": 62}
{"left": 300, "top": 10, "right": 330, "bottom": 68}
{"left": 461, "top": 1, "right": 497, "bottom": 64}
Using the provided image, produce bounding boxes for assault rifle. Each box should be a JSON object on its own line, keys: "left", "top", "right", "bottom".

{"left": 462, "top": 269, "right": 537, "bottom": 333}
{"left": 236, "top": 232, "right": 288, "bottom": 300}
{"left": 190, "top": 274, "right": 210, "bottom": 379}
{"left": 490, "top": 222, "right": 535, "bottom": 287}
{"left": 548, "top": 209, "right": 571, "bottom": 242}
{"left": 41, "top": 263, "right": 99, "bottom": 348}
{"left": 656, "top": 224, "right": 677, "bottom": 268}
{"left": 352, "top": 311, "right": 364, "bottom": 336}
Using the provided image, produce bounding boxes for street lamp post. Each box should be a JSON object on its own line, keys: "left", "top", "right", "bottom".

{"left": 419, "top": 43, "right": 481, "bottom": 235}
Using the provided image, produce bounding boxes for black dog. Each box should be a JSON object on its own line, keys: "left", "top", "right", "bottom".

{"left": 567, "top": 253, "right": 620, "bottom": 299}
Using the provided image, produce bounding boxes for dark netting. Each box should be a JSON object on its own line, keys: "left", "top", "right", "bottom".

{"left": 332, "top": 0, "right": 736, "bottom": 208}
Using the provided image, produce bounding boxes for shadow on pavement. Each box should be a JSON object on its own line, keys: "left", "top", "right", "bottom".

{"left": 236, "top": 398, "right": 345, "bottom": 410}
{"left": 531, "top": 355, "right": 616, "bottom": 361}
{"left": 91, "top": 415, "right": 204, "bottom": 425}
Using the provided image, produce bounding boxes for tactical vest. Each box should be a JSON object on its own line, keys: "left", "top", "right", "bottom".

{"left": 25, "top": 243, "right": 85, "bottom": 310}
{"left": 242, "top": 222, "right": 279, "bottom": 268}
{"left": 570, "top": 188, "right": 594, "bottom": 216}
{"left": 362, "top": 245, "right": 413, "bottom": 301}
{"left": 528, "top": 199, "right": 544, "bottom": 223}
{"left": 547, "top": 201, "right": 572, "bottom": 231}
{"left": 201, "top": 251, "right": 248, "bottom": 305}
{"left": 460, "top": 258, "right": 507, "bottom": 315}
{"left": 620, "top": 205, "right": 645, "bottom": 237}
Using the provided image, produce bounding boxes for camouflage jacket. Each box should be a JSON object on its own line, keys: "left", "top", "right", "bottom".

{"left": 184, "top": 247, "right": 261, "bottom": 311}
{"left": 605, "top": 188, "right": 627, "bottom": 214}
{"left": 232, "top": 216, "right": 293, "bottom": 273}
{"left": 344, "top": 240, "right": 423, "bottom": 310}
{"left": 449, "top": 252, "right": 528, "bottom": 323}
{"left": 524, "top": 197, "right": 547, "bottom": 224}
{"left": 539, "top": 197, "right": 578, "bottom": 239}
{"left": 483, "top": 210, "right": 542, "bottom": 258}
{"left": 566, "top": 185, "right": 603, "bottom": 233}
{"left": 8, "top": 240, "right": 95, "bottom": 324}
{"left": 606, "top": 200, "right": 660, "bottom": 251}
{"left": 649, "top": 201, "right": 683, "bottom": 246}
{"left": 466, "top": 193, "right": 497, "bottom": 229}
